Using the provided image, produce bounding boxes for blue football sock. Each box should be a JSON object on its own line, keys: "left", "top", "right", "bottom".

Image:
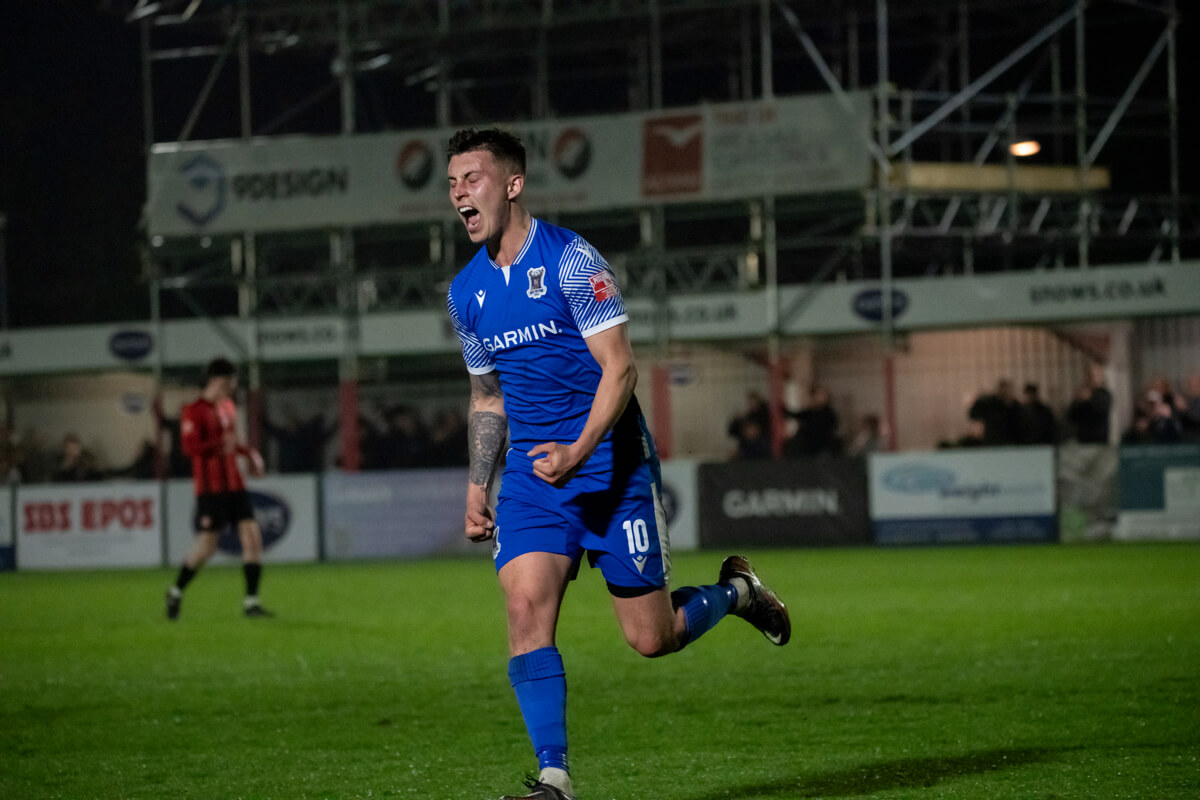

{"left": 508, "top": 647, "right": 569, "bottom": 774}
{"left": 671, "top": 583, "right": 738, "bottom": 646}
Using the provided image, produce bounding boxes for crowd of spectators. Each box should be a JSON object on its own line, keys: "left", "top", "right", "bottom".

{"left": 727, "top": 364, "right": 1200, "bottom": 459}
{"left": 727, "top": 386, "right": 882, "bottom": 460}
{"left": 337, "top": 405, "right": 469, "bottom": 471}
{"left": 945, "top": 365, "right": 1200, "bottom": 449}
{"left": 0, "top": 401, "right": 470, "bottom": 485}
{"left": 4, "top": 365, "right": 1199, "bottom": 482}
{"left": 948, "top": 377, "right": 1065, "bottom": 447}
{"left": 1121, "top": 371, "right": 1200, "bottom": 445}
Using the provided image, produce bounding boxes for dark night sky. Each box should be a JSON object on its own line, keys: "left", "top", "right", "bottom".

{"left": 1, "top": 0, "right": 1197, "bottom": 330}
{"left": 1, "top": 0, "right": 146, "bottom": 328}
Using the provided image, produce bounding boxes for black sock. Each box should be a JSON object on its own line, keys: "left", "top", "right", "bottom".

{"left": 243, "top": 562, "right": 262, "bottom": 597}
{"left": 175, "top": 565, "right": 197, "bottom": 591}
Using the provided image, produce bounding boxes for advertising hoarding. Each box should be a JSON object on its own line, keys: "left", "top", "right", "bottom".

{"left": 15, "top": 483, "right": 162, "bottom": 570}
{"left": 0, "top": 486, "right": 12, "bottom": 571}
{"left": 146, "top": 94, "right": 871, "bottom": 236}
{"left": 164, "top": 475, "right": 320, "bottom": 565}
{"left": 1115, "top": 444, "right": 1200, "bottom": 541}
{"left": 698, "top": 458, "right": 871, "bottom": 547}
{"left": 869, "top": 447, "right": 1057, "bottom": 545}
{"left": 321, "top": 468, "right": 478, "bottom": 560}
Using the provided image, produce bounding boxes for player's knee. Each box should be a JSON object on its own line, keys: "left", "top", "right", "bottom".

{"left": 193, "top": 533, "right": 219, "bottom": 560}
{"left": 625, "top": 627, "right": 681, "bottom": 659}
{"left": 505, "top": 591, "right": 551, "bottom": 634}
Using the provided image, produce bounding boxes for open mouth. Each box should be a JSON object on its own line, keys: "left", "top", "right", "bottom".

{"left": 459, "top": 206, "right": 480, "bottom": 232}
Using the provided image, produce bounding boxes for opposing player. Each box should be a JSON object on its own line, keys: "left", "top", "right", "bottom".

{"left": 165, "top": 357, "right": 272, "bottom": 620}
{"left": 445, "top": 128, "right": 790, "bottom": 800}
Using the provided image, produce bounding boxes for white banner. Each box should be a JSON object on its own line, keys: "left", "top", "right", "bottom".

{"left": 870, "top": 448, "right": 1056, "bottom": 519}
{"left": 359, "top": 311, "right": 454, "bottom": 356}
{"left": 0, "top": 262, "right": 1196, "bottom": 376}
{"left": 15, "top": 483, "right": 162, "bottom": 570}
{"left": 658, "top": 458, "right": 699, "bottom": 552}
{"left": 0, "top": 486, "right": 11, "bottom": 548}
{"left": 146, "top": 94, "right": 871, "bottom": 236}
{"left": 164, "top": 475, "right": 320, "bottom": 565}
{"left": 0, "top": 486, "right": 12, "bottom": 570}
{"left": 626, "top": 293, "right": 772, "bottom": 342}
{"left": 321, "top": 468, "right": 476, "bottom": 560}
{"left": 781, "top": 263, "right": 1200, "bottom": 335}
{"left": 869, "top": 447, "right": 1058, "bottom": 545}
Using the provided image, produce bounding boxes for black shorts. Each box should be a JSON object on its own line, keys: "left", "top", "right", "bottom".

{"left": 195, "top": 491, "right": 256, "bottom": 533}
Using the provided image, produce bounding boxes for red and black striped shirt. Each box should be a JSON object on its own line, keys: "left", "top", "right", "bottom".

{"left": 181, "top": 396, "right": 247, "bottom": 495}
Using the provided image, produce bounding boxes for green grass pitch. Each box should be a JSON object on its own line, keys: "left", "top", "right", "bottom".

{"left": 1, "top": 544, "right": 1197, "bottom": 799}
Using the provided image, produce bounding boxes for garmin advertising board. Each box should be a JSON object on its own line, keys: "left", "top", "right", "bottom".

{"left": 697, "top": 458, "right": 870, "bottom": 547}
{"left": 869, "top": 448, "right": 1057, "bottom": 545}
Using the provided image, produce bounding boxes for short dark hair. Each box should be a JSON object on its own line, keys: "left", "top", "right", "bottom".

{"left": 446, "top": 127, "right": 525, "bottom": 175}
{"left": 205, "top": 357, "right": 237, "bottom": 381}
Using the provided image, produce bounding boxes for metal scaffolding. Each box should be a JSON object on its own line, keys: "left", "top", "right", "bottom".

{"left": 108, "top": 0, "right": 1190, "bottom": 327}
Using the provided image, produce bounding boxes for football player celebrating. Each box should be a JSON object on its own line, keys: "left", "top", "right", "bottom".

{"left": 445, "top": 128, "right": 791, "bottom": 800}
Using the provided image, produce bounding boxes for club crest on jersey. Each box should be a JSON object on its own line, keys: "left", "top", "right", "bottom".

{"left": 526, "top": 266, "right": 547, "bottom": 299}
{"left": 590, "top": 269, "right": 619, "bottom": 302}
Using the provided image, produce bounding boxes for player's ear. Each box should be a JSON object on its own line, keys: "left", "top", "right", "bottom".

{"left": 507, "top": 173, "right": 524, "bottom": 200}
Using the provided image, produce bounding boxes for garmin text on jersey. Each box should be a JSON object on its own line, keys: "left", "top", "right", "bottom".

{"left": 481, "top": 319, "right": 562, "bottom": 353}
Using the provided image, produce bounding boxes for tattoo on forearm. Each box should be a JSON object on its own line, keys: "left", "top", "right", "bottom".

{"left": 469, "top": 411, "right": 506, "bottom": 487}
{"left": 471, "top": 372, "right": 504, "bottom": 400}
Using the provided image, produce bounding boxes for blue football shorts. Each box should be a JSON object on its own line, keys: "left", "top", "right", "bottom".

{"left": 492, "top": 449, "right": 672, "bottom": 596}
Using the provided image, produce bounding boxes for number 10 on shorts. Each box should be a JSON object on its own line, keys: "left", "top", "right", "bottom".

{"left": 623, "top": 519, "right": 650, "bottom": 554}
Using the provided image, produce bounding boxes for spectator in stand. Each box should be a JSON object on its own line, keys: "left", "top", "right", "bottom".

{"left": 1145, "top": 374, "right": 1179, "bottom": 414}
{"left": 157, "top": 399, "right": 193, "bottom": 478}
{"left": 1122, "top": 389, "right": 1182, "bottom": 444}
{"left": 848, "top": 413, "right": 885, "bottom": 456}
{"left": 939, "top": 418, "right": 986, "bottom": 449}
{"left": 52, "top": 433, "right": 103, "bottom": 482}
{"left": 784, "top": 384, "right": 842, "bottom": 457}
{"left": 732, "top": 415, "right": 771, "bottom": 460}
{"left": 1019, "top": 383, "right": 1059, "bottom": 445}
{"left": 262, "top": 407, "right": 337, "bottom": 473}
{"left": 727, "top": 391, "right": 772, "bottom": 459}
{"left": 968, "top": 378, "right": 1023, "bottom": 445}
{"left": 0, "top": 423, "right": 30, "bottom": 484}
{"left": 380, "top": 404, "right": 432, "bottom": 469}
{"left": 1066, "top": 363, "right": 1113, "bottom": 444}
{"left": 109, "top": 439, "right": 158, "bottom": 480}
{"left": 1176, "top": 371, "right": 1200, "bottom": 442}
{"left": 339, "top": 415, "right": 385, "bottom": 470}
{"left": 430, "top": 408, "right": 469, "bottom": 466}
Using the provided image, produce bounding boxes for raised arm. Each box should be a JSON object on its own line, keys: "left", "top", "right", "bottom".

{"left": 465, "top": 370, "right": 507, "bottom": 541}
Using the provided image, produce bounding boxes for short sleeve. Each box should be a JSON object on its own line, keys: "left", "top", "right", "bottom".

{"left": 447, "top": 289, "right": 495, "bottom": 375}
{"left": 557, "top": 237, "right": 629, "bottom": 338}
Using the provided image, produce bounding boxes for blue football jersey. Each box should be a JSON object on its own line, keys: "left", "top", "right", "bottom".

{"left": 447, "top": 218, "right": 638, "bottom": 459}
